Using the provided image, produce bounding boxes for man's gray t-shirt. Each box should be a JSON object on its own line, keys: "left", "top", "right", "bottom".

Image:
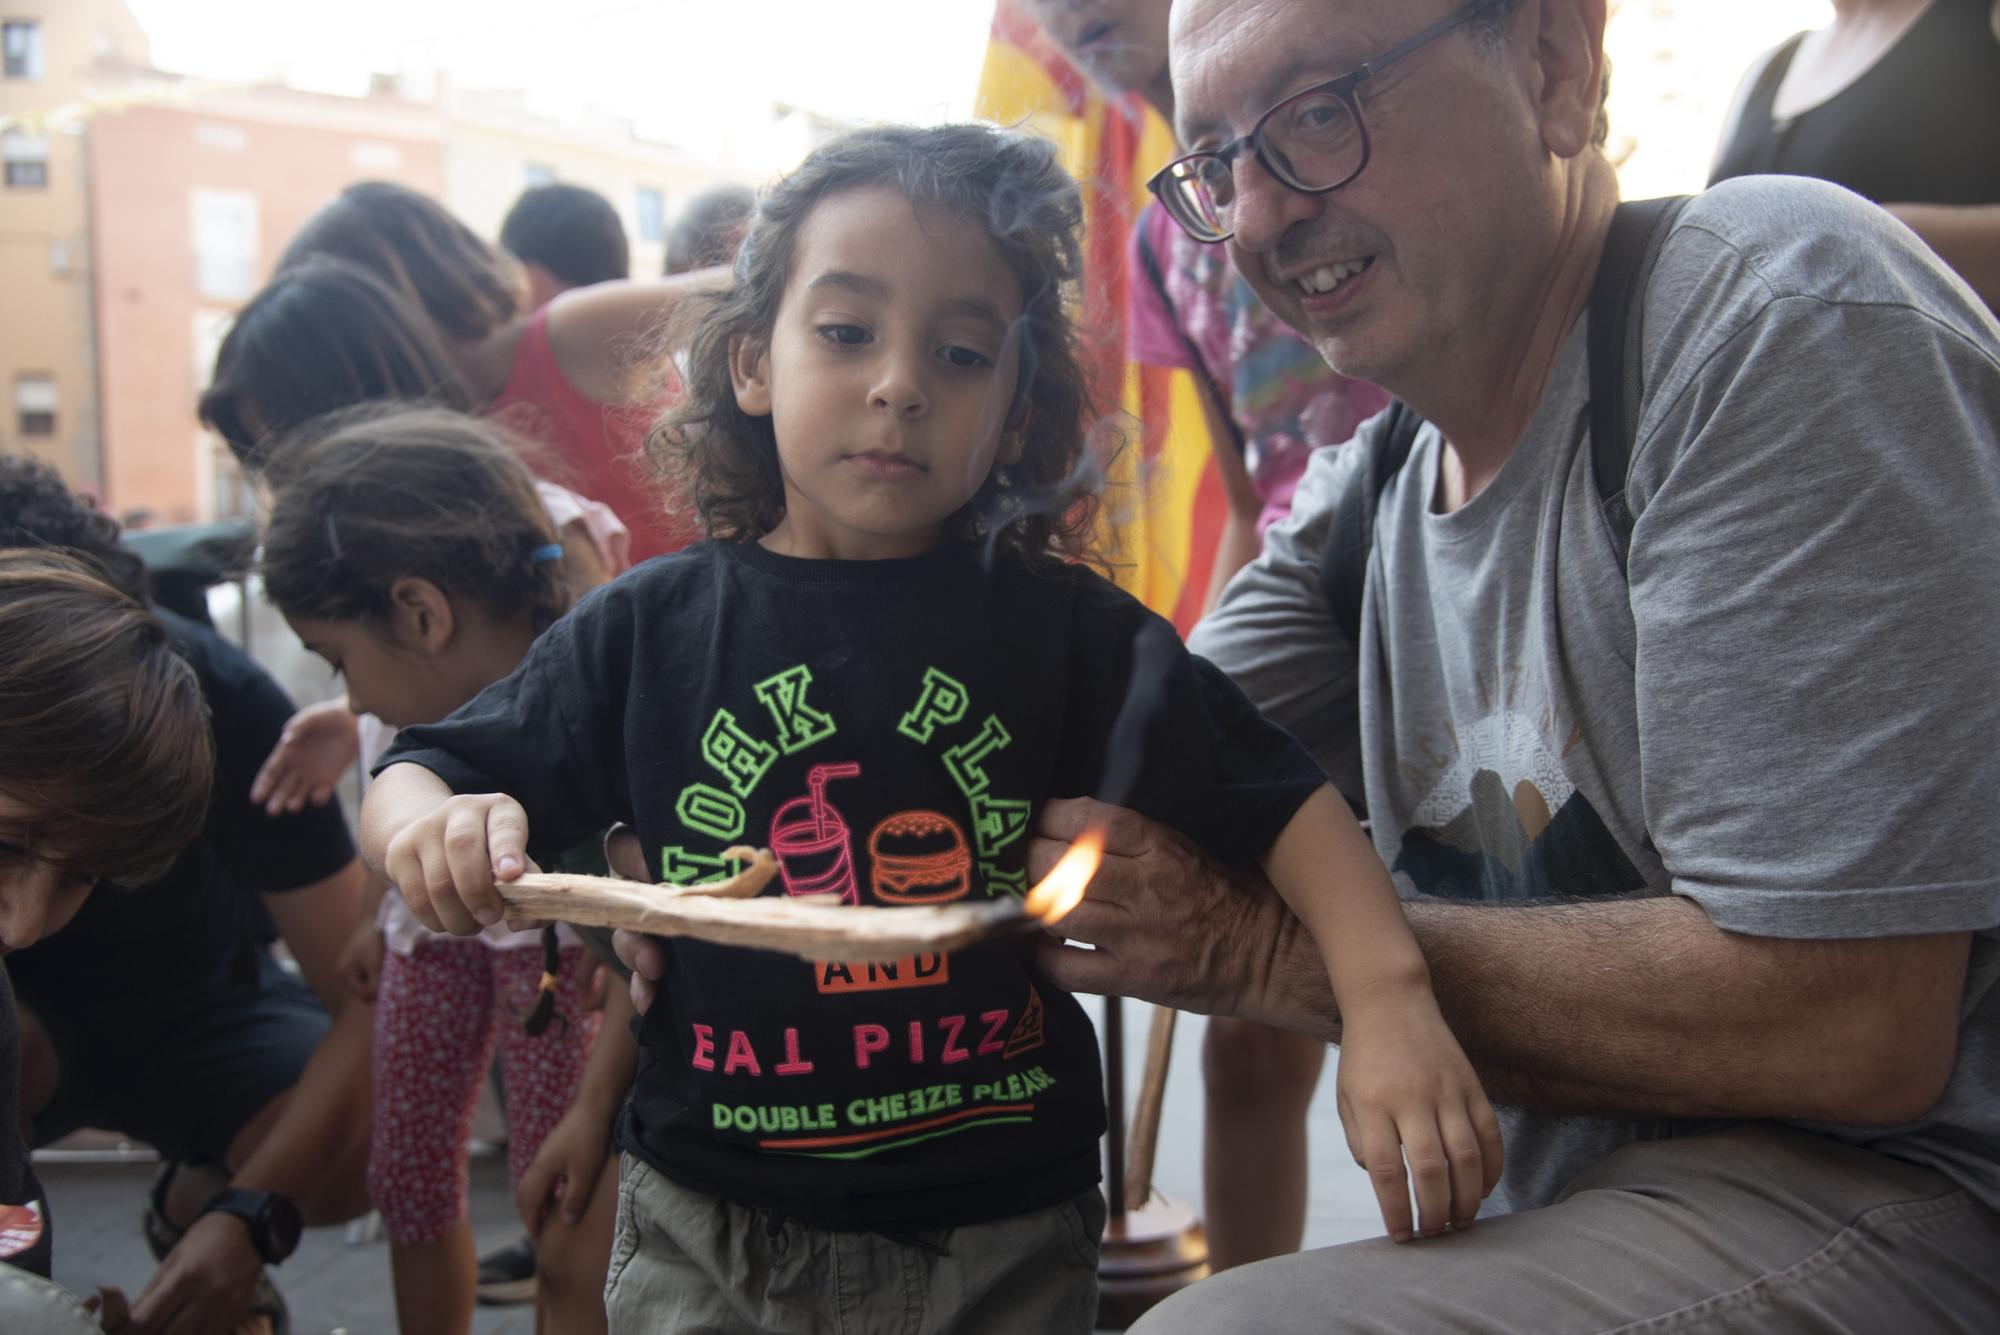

{"left": 1192, "top": 175, "right": 2000, "bottom": 1215}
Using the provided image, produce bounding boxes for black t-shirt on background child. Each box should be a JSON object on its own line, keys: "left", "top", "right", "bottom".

{"left": 384, "top": 540, "right": 1324, "bottom": 1232}
{"left": 9, "top": 611, "right": 358, "bottom": 1003}
{"left": 0, "top": 967, "right": 51, "bottom": 1276}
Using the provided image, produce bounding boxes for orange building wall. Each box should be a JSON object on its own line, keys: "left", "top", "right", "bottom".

{"left": 88, "top": 100, "right": 444, "bottom": 520}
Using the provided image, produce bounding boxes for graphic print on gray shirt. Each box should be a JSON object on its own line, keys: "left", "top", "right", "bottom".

{"left": 1192, "top": 175, "right": 2000, "bottom": 1216}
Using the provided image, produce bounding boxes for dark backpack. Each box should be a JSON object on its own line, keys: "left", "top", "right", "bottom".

{"left": 1319, "top": 196, "right": 1691, "bottom": 646}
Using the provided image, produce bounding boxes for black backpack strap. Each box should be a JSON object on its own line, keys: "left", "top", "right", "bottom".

{"left": 1321, "top": 400, "right": 1422, "bottom": 648}
{"left": 1316, "top": 195, "right": 1690, "bottom": 644}
{"left": 1588, "top": 195, "right": 1691, "bottom": 573}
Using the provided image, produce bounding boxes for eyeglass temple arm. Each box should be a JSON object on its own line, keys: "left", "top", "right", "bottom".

{"left": 1358, "top": 8, "right": 1471, "bottom": 82}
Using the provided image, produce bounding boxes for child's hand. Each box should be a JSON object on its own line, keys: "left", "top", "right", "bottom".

{"left": 516, "top": 1099, "right": 614, "bottom": 1242}
{"left": 382, "top": 792, "right": 532, "bottom": 935}
{"left": 338, "top": 921, "right": 386, "bottom": 1001}
{"left": 250, "top": 698, "right": 360, "bottom": 817}
{"left": 1335, "top": 996, "right": 1503, "bottom": 1241}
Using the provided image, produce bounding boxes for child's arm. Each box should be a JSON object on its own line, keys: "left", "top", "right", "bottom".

{"left": 1262, "top": 784, "right": 1504, "bottom": 1241}
{"left": 358, "top": 761, "right": 533, "bottom": 935}
{"left": 516, "top": 984, "right": 637, "bottom": 1240}
{"left": 249, "top": 696, "right": 361, "bottom": 816}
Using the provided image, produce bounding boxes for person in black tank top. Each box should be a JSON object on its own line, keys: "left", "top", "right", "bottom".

{"left": 1712, "top": 0, "right": 2000, "bottom": 307}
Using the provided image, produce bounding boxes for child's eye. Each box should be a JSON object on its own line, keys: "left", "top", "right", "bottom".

{"left": 816, "top": 324, "right": 870, "bottom": 347}
{"left": 938, "top": 345, "right": 992, "bottom": 370}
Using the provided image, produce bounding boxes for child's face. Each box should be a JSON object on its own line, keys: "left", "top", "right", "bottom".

{"left": 733, "top": 186, "right": 1026, "bottom": 561}
{"left": 289, "top": 613, "right": 461, "bottom": 730}
{"left": 0, "top": 792, "right": 95, "bottom": 953}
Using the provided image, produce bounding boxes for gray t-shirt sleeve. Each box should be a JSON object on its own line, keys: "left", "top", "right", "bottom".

{"left": 1629, "top": 266, "right": 2000, "bottom": 937}
{"left": 1188, "top": 421, "right": 1377, "bottom": 804}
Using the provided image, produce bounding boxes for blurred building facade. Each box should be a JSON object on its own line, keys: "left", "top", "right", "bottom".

{"left": 87, "top": 77, "right": 445, "bottom": 522}
{"left": 2, "top": 0, "right": 756, "bottom": 524}
{"left": 0, "top": 0, "right": 148, "bottom": 493}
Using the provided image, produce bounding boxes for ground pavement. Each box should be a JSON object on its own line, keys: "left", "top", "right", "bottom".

{"left": 42, "top": 1008, "right": 1380, "bottom": 1333}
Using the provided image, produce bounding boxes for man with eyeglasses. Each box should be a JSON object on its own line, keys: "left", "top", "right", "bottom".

{"left": 1021, "top": 0, "right": 2000, "bottom": 1328}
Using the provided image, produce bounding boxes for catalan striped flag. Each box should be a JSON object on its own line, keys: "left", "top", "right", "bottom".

{"left": 975, "top": 0, "right": 1230, "bottom": 636}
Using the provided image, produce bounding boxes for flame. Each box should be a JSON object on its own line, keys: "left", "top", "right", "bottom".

{"left": 1021, "top": 828, "right": 1103, "bottom": 924}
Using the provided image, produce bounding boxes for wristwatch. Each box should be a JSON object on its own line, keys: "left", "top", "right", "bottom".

{"left": 200, "top": 1188, "right": 303, "bottom": 1265}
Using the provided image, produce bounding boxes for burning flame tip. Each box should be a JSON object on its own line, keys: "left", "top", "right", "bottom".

{"left": 1021, "top": 828, "right": 1104, "bottom": 925}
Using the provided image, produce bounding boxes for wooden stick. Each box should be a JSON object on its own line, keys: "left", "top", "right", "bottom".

{"left": 1105, "top": 996, "right": 1126, "bottom": 1221}
{"left": 497, "top": 856, "right": 1029, "bottom": 964}
{"left": 1123, "top": 1004, "right": 1178, "bottom": 1212}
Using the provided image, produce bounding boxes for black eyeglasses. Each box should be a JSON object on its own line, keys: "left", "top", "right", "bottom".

{"left": 1148, "top": 9, "right": 1472, "bottom": 243}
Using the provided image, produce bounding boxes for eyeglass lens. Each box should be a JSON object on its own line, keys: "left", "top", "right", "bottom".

{"left": 1166, "top": 88, "right": 1364, "bottom": 241}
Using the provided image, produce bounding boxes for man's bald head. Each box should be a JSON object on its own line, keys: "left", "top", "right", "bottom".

{"left": 1162, "top": 0, "right": 1612, "bottom": 399}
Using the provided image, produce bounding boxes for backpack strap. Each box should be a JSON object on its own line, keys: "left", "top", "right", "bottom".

{"left": 1589, "top": 194, "right": 1690, "bottom": 574}
{"left": 1323, "top": 400, "right": 1422, "bottom": 648}
{"left": 1317, "top": 195, "right": 1691, "bottom": 640}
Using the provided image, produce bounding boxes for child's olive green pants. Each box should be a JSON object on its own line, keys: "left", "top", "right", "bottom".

{"left": 604, "top": 1154, "right": 1105, "bottom": 1334}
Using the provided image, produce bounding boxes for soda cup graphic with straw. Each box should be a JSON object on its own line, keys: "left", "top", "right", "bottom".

{"left": 769, "top": 763, "right": 862, "bottom": 904}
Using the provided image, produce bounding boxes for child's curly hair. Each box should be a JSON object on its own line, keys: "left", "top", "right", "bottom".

{"left": 651, "top": 123, "right": 1112, "bottom": 568}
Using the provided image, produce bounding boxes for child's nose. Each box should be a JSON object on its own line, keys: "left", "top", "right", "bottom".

{"left": 870, "top": 356, "right": 929, "bottom": 419}
{"left": 0, "top": 862, "right": 60, "bottom": 951}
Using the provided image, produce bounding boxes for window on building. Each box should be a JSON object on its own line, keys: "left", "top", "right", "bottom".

{"left": 193, "top": 123, "right": 248, "bottom": 152}
{"left": 3, "top": 130, "right": 48, "bottom": 188}
{"left": 190, "top": 188, "right": 260, "bottom": 301}
{"left": 636, "top": 187, "right": 665, "bottom": 243}
{"left": 524, "top": 162, "right": 556, "bottom": 187}
{"left": 351, "top": 141, "right": 402, "bottom": 172}
{"left": 15, "top": 374, "right": 56, "bottom": 437}
{"left": 3, "top": 21, "right": 41, "bottom": 80}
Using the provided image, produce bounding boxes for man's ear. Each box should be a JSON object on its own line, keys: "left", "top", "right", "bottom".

{"left": 730, "top": 334, "right": 773, "bottom": 416}
{"left": 387, "top": 576, "right": 456, "bottom": 657}
{"left": 1531, "top": 0, "right": 1608, "bottom": 160}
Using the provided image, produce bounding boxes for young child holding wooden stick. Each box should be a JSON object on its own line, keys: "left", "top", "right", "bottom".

{"left": 361, "top": 123, "right": 1500, "bottom": 1333}
{"left": 256, "top": 407, "right": 630, "bottom": 1335}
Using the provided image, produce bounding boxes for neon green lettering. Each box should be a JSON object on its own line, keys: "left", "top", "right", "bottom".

{"left": 753, "top": 665, "right": 837, "bottom": 754}
{"left": 969, "top": 793, "right": 1030, "bottom": 860}
{"left": 897, "top": 667, "right": 970, "bottom": 743}
{"left": 701, "top": 710, "right": 778, "bottom": 797}
{"left": 676, "top": 784, "right": 745, "bottom": 842}
{"left": 943, "top": 715, "right": 1010, "bottom": 797}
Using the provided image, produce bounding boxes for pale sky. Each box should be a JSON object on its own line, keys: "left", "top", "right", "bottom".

{"left": 124, "top": 0, "right": 999, "bottom": 145}
{"left": 123, "top": 0, "right": 1835, "bottom": 193}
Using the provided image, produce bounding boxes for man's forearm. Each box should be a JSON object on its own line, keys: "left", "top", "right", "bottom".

{"left": 1409, "top": 896, "right": 1966, "bottom": 1124}
{"left": 1885, "top": 203, "right": 2000, "bottom": 312}
{"left": 1244, "top": 889, "right": 1965, "bottom": 1125}
{"left": 228, "top": 1000, "right": 372, "bottom": 1221}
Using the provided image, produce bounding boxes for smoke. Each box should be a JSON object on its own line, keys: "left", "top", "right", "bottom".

{"left": 1095, "top": 616, "right": 1180, "bottom": 809}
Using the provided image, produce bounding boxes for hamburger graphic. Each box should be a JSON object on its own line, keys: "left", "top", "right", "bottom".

{"left": 868, "top": 810, "right": 973, "bottom": 904}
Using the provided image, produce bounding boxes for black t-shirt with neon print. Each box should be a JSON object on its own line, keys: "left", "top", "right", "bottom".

{"left": 382, "top": 539, "right": 1324, "bottom": 1231}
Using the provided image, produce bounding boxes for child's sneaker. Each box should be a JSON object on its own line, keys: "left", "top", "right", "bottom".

{"left": 475, "top": 1235, "right": 537, "bottom": 1306}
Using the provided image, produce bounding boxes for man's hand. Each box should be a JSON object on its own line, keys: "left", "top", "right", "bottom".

{"left": 604, "top": 824, "right": 665, "bottom": 1014}
{"left": 249, "top": 699, "right": 358, "bottom": 817}
{"left": 1027, "top": 798, "right": 1335, "bottom": 1036}
{"left": 126, "top": 1212, "right": 261, "bottom": 1335}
